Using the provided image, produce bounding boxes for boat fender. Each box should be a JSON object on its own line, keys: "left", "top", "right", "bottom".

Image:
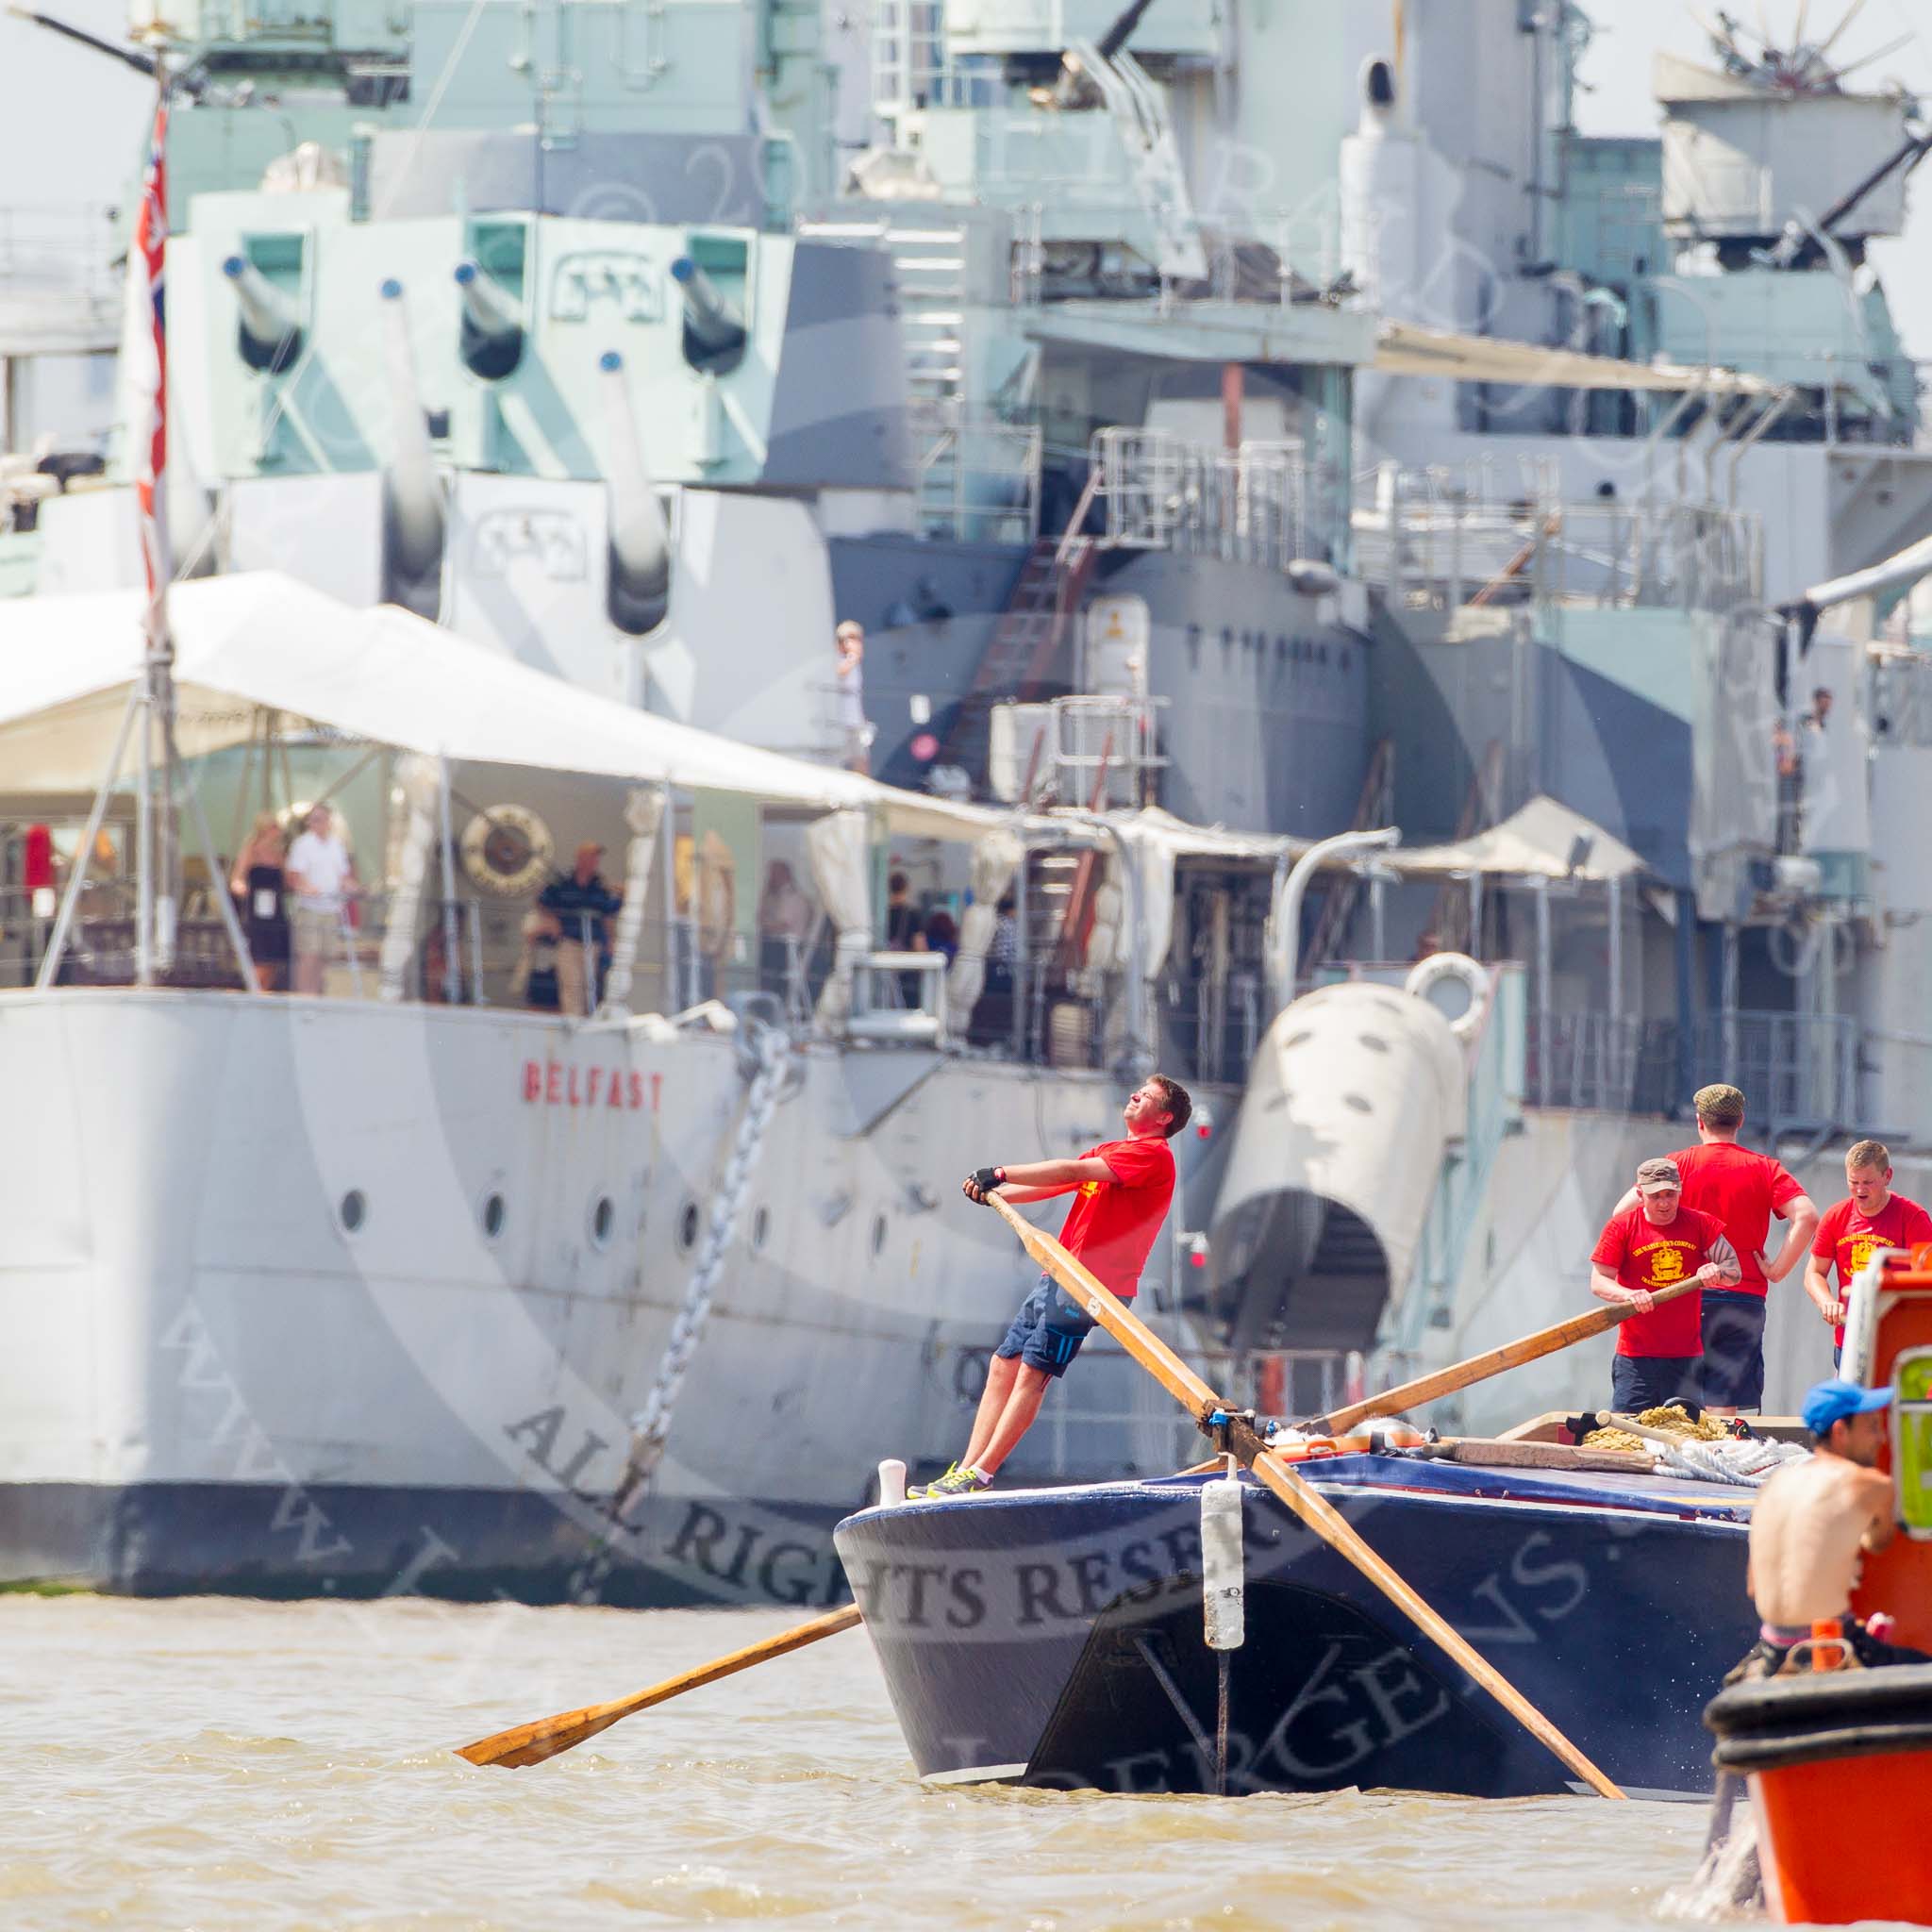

{"left": 1201, "top": 1475, "right": 1245, "bottom": 1651}
{"left": 1706, "top": 1661, "right": 1932, "bottom": 1774}
{"left": 1403, "top": 950, "right": 1489, "bottom": 1042}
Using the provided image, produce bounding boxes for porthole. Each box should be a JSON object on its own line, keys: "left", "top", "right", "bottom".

{"left": 1284, "top": 1028, "right": 1314, "bottom": 1050}
{"left": 752, "top": 1206, "right": 770, "bottom": 1252}
{"left": 872, "top": 1213, "right": 889, "bottom": 1257}
{"left": 481, "top": 1191, "right": 508, "bottom": 1241}
{"left": 590, "top": 1194, "right": 615, "bottom": 1249}
{"left": 339, "top": 1189, "right": 367, "bottom": 1234}
{"left": 678, "top": 1199, "right": 700, "bottom": 1253}
{"left": 1358, "top": 1033, "right": 1390, "bottom": 1054}
{"left": 1344, "top": 1093, "right": 1373, "bottom": 1114}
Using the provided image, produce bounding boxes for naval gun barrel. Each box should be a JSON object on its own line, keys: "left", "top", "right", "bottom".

{"left": 223, "top": 255, "right": 303, "bottom": 372}
{"left": 454, "top": 258, "right": 525, "bottom": 379}
{"left": 597, "top": 350, "right": 671, "bottom": 635}
{"left": 377, "top": 278, "right": 446, "bottom": 597}
{"left": 669, "top": 257, "right": 747, "bottom": 369}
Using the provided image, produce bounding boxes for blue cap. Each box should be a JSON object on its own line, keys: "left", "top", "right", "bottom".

{"left": 1802, "top": 1378, "right": 1891, "bottom": 1436}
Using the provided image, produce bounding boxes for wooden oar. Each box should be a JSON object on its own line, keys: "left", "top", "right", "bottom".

{"left": 455, "top": 1603, "right": 861, "bottom": 1769}
{"left": 1306, "top": 1277, "right": 1703, "bottom": 1438}
{"left": 990, "top": 1194, "right": 1625, "bottom": 1800}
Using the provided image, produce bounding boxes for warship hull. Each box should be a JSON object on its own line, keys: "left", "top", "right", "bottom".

{"left": 0, "top": 990, "right": 1200, "bottom": 1603}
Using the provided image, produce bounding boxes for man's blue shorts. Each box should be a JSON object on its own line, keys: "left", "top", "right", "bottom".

{"left": 995, "top": 1274, "right": 1098, "bottom": 1379}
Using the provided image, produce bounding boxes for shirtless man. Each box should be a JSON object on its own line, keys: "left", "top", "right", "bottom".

{"left": 1740, "top": 1377, "right": 1928, "bottom": 1674}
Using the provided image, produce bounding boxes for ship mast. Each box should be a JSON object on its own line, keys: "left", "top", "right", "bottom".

{"left": 133, "top": 42, "right": 180, "bottom": 983}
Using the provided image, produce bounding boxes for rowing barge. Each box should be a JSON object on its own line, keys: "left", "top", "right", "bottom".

{"left": 836, "top": 1429, "right": 1758, "bottom": 1798}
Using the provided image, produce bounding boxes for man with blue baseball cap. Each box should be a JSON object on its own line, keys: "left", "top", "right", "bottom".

{"left": 1737, "top": 1378, "right": 1928, "bottom": 1675}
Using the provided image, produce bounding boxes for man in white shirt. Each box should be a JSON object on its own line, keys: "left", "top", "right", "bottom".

{"left": 834, "top": 620, "right": 873, "bottom": 774}
{"left": 285, "top": 805, "right": 356, "bottom": 995}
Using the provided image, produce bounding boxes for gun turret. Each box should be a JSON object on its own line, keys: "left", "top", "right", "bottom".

{"left": 4, "top": 6, "right": 206, "bottom": 91}
{"left": 669, "top": 257, "right": 746, "bottom": 373}
{"left": 597, "top": 351, "right": 672, "bottom": 635}
{"left": 223, "top": 255, "right": 303, "bottom": 374}
{"left": 454, "top": 258, "right": 525, "bottom": 380}
{"left": 377, "top": 279, "right": 445, "bottom": 611}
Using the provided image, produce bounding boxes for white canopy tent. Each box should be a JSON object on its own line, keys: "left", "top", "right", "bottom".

{"left": 0, "top": 572, "right": 1000, "bottom": 844}
{"left": 1371, "top": 796, "right": 1647, "bottom": 884}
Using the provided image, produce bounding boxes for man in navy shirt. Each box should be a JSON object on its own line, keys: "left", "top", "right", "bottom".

{"left": 539, "top": 841, "right": 623, "bottom": 1016}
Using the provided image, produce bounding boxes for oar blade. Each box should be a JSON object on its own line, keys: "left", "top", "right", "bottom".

{"left": 451, "top": 1602, "right": 865, "bottom": 1770}
{"left": 456, "top": 1702, "right": 629, "bottom": 1769}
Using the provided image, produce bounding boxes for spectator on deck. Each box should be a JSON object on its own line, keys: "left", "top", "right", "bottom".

{"left": 988, "top": 892, "right": 1019, "bottom": 989}
{"left": 885, "top": 870, "right": 920, "bottom": 950}
{"left": 924, "top": 908, "right": 960, "bottom": 964}
{"left": 834, "top": 621, "right": 874, "bottom": 775}
{"left": 539, "top": 841, "right": 623, "bottom": 1018}
{"left": 758, "top": 859, "right": 812, "bottom": 1002}
{"left": 229, "top": 811, "right": 290, "bottom": 992}
{"left": 286, "top": 805, "right": 356, "bottom": 996}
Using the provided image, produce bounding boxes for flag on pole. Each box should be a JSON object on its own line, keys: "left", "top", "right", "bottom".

{"left": 134, "top": 85, "right": 171, "bottom": 652}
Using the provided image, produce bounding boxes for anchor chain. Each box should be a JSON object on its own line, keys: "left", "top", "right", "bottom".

{"left": 608, "top": 1020, "right": 792, "bottom": 1523}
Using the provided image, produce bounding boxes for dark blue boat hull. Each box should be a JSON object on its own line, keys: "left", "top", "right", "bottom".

{"left": 833, "top": 1458, "right": 1756, "bottom": 1798}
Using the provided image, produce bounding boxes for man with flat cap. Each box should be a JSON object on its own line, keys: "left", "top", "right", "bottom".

{"left": 1590, "top": 1156, "right": 1741, "bottom": 1412}
{"left": 1608, "top": 1084, "right": 1816, "bottom": 1413}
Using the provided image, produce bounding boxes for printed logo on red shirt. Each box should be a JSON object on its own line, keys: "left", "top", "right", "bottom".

{"left": 1811, "top": 1191, "right": 1932, "bottom": 1346}
{"left": 1591, "top": 1204, "right": 1725, "bottom": 1357}
{"left": 1057, "top": 1136, "right": 1175, "bottom": 1299}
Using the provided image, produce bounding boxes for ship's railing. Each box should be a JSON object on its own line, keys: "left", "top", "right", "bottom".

{"left": 1874, "top": 647, "right": 1932, "bottom": 746}
{"left": 1524, "top": 1007, "right": 1858, "bottom": 1127}
{"left": 987, "top": 694, "right": 1168, "bottom": 808}
{"left": 910, "top": 399, "right": 1041, "bottom": 544}
{"left": 1357, "top": 482, "right": 1763, "bottom": 614}
{"left": 1091, "top": 426, "right": 1324, "bottom": 571}
{"left": 1524, "top": 1011, "right": 1681, "bottom": 1116}
{"left": 1158, "top": 966, "right": 1264, "bottom": 1088}
{"left": 0, "top": 204, "right": 117, "bottom": 297}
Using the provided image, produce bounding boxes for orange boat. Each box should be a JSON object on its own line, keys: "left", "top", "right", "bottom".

{"left": 1704, "top": 1241, "right": 1932, "bottom": 1927}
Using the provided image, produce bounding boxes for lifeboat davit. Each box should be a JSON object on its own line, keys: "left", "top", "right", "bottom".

{"left": 1706, "top": 1659, "right": 1932, "bottom": 1924}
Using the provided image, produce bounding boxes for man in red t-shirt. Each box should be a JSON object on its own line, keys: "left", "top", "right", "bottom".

{"left": 1591, "top": 1157, "right": 1741, "bottom": 1413}
{"left": 1806, "top": 1140, "right": 1932, "bottom": 1367}
{"left": 912, "top": 1074, "right": 1190, "bottom": 1498}
{"left": 1610, "top": 1084, "right": 1816, "bottom": 1412}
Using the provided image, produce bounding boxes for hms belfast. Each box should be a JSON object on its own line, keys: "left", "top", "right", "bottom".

{"left": 0, "top": 0, "right": 1928, "bottom": 1602}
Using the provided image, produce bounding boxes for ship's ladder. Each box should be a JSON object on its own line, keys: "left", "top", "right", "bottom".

{"left": 935, "top": 468, "right": 1101, "bottom": 775}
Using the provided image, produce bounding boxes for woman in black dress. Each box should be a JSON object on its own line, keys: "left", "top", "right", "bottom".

{"left": 229, "top": 811, "right": 290, "bottom": 991}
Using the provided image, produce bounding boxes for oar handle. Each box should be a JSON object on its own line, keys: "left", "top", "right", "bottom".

{"left": 1311, "top": 1272, "right": 1705, "bottom": 1437}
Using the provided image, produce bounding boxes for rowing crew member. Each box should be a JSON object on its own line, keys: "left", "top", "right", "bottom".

{"left": 1609, "top": 1084, "right": 1815, "bottom": 1414}
{"left": 1736, "top": 1377, "right": 1929, "bottom": 1676}
{"left": 1590, "top": 1157, "right": 1741, "bottom": 1413}
{"left": 915, "top": 1074, "right": 1191, "bottom": 1500}
{"left": 1805, "top": 1140, "right": 1932, "bottom": 1368}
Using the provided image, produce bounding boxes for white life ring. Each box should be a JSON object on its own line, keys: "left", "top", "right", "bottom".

{"left": 1403, "top": 950, "right": 1489, "bottom": 1042}
{"left": 460, "top": 804, "right": 555, "bottom": 897}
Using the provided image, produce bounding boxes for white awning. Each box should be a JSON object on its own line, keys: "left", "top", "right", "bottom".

{"left": 1377, "top": 796, "right": 1647, "bottom": 883}
{"left": 1374, "top": 322, "right": 1782, "bottom": 398}
{"left": 0, "top": 572, "right": 999, "bottom": 842}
